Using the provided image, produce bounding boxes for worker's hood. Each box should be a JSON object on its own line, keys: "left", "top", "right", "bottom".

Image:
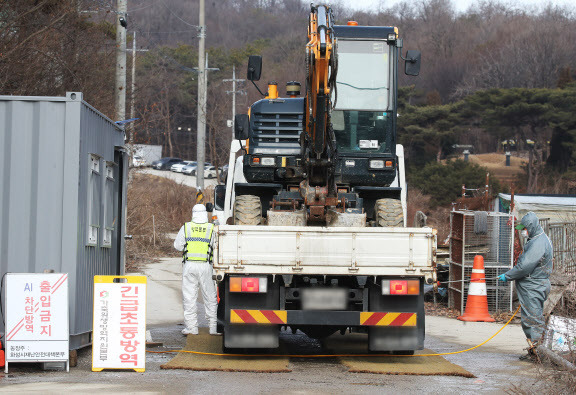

{"left": 192, "top": 204, "right": 208, "bottom": 223}
{"left": 520, "top": 211, "right": 542, "bottom": 239}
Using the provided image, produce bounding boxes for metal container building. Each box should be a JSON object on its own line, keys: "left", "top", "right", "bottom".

{"left": 0, "top": 92, "right": 127, "bottom": 349}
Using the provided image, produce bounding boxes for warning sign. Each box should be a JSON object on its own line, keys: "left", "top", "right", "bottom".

{"left": 5, "top": 273, "right": 69, "bottom": 372}
{"left": 92, "top": 275, "right": 147, "bottom": 372}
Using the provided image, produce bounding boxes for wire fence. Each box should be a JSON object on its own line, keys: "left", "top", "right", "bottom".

{"left": 547, "top": 222, "right": 576, "bottom": 274}
{"left": 449, "top": 211, "right": 514, "bottom": 314}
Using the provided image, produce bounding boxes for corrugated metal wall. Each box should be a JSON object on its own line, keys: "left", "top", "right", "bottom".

{"left": 0, "top": 92, "right": 126, "bottom": 348}
{"left": 73, "top": 99, "right": 126, "bottom": 339}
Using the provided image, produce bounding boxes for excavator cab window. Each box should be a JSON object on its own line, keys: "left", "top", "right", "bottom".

{"left": 332, "top": 110, "right": 393, "bottom": 153}
{"left": 333, "top": 40, "right": 392, "bottom": 111}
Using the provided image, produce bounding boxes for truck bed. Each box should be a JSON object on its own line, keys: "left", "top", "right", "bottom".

{"left": 214, "top": 225, "right": 437, "bottom": 280}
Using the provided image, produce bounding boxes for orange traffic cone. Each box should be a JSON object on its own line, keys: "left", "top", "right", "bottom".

{"left": 458, "top": 255, "right": 495, "bottom": 322}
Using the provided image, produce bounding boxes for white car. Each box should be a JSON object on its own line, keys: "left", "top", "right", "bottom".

{"left": 203, "top": 166, "right": 218, "bottom": 179}
{"left": 171, "top": 161, "right": 195, "bottom": 173}
{"left": 182, "top": 163, "right": 198, "bottom": 175}
{"left": 132, "top": 155, "right": 147, "bottom": 167}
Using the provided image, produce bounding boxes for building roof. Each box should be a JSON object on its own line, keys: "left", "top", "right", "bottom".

{"left": 498, "top": 193, "right": 576, "bottom": 222}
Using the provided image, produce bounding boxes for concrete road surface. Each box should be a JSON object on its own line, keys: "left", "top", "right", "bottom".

{"left": 0, "top": 258, "right": 542, "bottom": 393}
{"left": 136, "top": 168, "right": 220, "bottom": 189}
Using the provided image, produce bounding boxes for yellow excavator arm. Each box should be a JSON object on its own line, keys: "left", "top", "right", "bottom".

{"left": 305, "top": 4, "right": 335, "bottom": 159}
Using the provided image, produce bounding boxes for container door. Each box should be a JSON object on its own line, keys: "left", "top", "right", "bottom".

{"left": 112, "top": 148, "right": 127, "bottom": 275}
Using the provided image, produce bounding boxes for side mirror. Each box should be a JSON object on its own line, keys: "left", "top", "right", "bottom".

{"left": 234, "top": 114, "right": 250, "bottom": 140}
{"left": 247, "top": 55, "right": 262, "bottom": 81}
{"left": 205, "top": 202, "right": 214, "bottom": 212}
{"left": 404, "top": 50, "right": 421, "bottom": 76}
{"left": 214, "top": 185, "right": 226, "bottom": 211}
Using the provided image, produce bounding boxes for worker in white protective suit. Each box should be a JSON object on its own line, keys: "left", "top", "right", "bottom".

{"left": 174, "top": 204, "right": 219, "bottom": 335}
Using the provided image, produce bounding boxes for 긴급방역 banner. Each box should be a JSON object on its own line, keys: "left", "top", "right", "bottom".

{"left": 92, "top": 275, "right": 147, "bottom": 372}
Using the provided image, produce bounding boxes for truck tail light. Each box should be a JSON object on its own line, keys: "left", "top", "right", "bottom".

{"left": 390, "top": 280, "right": 407, "bottom": 295}
{"left": 382, "top": 279, "right": 419, "bottom": 295}
{"left": 407, "top": 280, "right": 420, "bottom": 295}
{"left": 230, "top": 277, "right": 242, "bottom": 292}
{"left": 230, "top": 277, "right": 267, "bottom": 293}
{"left": 242, "top": 277, "right": 259, "bottom": 292}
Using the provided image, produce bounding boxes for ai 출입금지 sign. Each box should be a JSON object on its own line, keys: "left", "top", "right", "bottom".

{"left": 4, "top": 273, "right": 69, "bottom": 372}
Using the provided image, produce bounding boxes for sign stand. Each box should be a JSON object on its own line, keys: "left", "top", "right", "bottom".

{"left": 92, "top": 275, "right": 147, "bottom": 372}
{"left": 4, "top": 273, "right": 69, "bottom": 373}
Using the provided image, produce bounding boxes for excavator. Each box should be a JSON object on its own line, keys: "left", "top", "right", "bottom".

{"left": 230, "top": 4, "right": 421, "bottom": 227}
{"left": 213, "top": 5, "right": 433, "bottom": 353}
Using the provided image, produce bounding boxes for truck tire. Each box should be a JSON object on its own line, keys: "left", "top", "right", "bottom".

{"left": 233, "top": 195, "right": 262, "bottom": 225}
{"left": 374, "top": 198, "right": 404, "bottom": 227}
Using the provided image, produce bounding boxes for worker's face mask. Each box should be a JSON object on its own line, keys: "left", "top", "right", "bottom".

{"left": 521, "top": 229, "right": 529, "bottom": 239}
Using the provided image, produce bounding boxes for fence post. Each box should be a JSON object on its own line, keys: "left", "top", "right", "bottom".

{"left": 152, "top": 215, "right": 156, "bottom": 247}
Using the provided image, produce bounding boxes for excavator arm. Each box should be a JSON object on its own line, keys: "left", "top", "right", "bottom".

{"left": 305, "top": 4, "right": 334, "bottom": 158}
{"left": 300, "top": 4, "right": 340, "bottom": 222}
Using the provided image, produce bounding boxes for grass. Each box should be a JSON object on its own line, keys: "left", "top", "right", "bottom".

{"left": 460, "top": 152, "right": 526, "bottom": 183}
{"left": 125, "top": 172, "right": 213, "bottom": 271}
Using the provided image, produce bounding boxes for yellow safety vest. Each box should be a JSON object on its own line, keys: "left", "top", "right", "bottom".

{"left": 184, "top": 221, "right": 214, "bottom": 261}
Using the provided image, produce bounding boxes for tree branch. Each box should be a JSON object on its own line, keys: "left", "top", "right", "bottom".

{"left": 2, "top": 11, "right": 68, "bottom": 60}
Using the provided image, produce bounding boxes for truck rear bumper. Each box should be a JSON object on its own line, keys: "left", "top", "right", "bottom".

{"left": 230, "top": 309, "right": 417, "bottom": 327}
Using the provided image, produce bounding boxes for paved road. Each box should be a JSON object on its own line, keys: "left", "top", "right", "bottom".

{"left": 136, "top": 168, "right": 220, "bottom": 189}
{"left": 0, "top": 257, "right": 541, "bottom": 394}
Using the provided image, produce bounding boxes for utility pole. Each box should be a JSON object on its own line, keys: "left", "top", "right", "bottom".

{"left": 115, "top": 0, "right": 127, "bottom": 122}
{"left": 223, "top": 65, "right": 246, "bottom": 141}
{"left": 196, "top": 0, "right": 206, "bottom": 190}
{"left": 194, "top": 53, "right": 219, "bottom": 188}
{"left": 129, "top": 31, "right": 136, "bottom": 144}
{"left": 127, "top": 31, "right": 149, "bottom": 146}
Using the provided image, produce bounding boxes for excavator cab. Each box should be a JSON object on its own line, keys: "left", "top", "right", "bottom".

{"left": 331, "top": 25, "right": 419, "bottom": 190}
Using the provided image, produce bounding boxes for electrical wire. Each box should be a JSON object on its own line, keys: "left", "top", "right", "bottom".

{"left": 129, "top": 1, "right": 157, "bottom": 13}
{"left": 146, "top": 305, "right": 520, "bottom": 358}
{"left": 336, "top": 81, "right": 389, "bottom": 91}
{"left": 159, "top": 0, "right": 199, "bottom": 28}
{"left": 438, "top": 277, "right": 498, "bottom": 284}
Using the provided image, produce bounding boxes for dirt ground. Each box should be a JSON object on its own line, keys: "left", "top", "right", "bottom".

{"left": 458, "top": 153, "right": 527, "bottom": 184}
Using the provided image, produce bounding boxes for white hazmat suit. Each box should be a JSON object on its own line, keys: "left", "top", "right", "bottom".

{"left": 174, "top": 204, "right": 219, "bottom": 335}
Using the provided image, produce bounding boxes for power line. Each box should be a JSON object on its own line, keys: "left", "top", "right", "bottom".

{"left": 129, "top": 1, "right": 157, "bottom": 13}
{"left": 131, "top": 30, "right": 199, "bottom": 34}
{"left": 159, "top": 0, "right": 199, "bottom": 29}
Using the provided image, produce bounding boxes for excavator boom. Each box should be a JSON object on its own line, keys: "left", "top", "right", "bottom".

{"left": 305, "top": 4, "right": 334, "bottom": 157}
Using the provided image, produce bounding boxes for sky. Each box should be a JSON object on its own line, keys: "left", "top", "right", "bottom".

{"left": 343, "top": 0, "right": 575, "bottom": 13}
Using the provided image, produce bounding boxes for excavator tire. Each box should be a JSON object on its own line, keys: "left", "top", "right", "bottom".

{"left": 375, "top": 198, "right": 404, "bottom": 227}
{"left": 233, "top": 195, "right": 262, "bottom": 225}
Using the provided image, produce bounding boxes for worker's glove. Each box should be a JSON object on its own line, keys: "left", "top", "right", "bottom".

{"left": 498, "top": 274, "right": 507, "bottom": 282}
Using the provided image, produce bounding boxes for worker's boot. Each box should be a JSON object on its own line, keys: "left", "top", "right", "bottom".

{"left": 209, "top": 320, "right": 221, "bottom": 336}
{"left": 519, "top": 339, "right": 539, "bottom": 362}
{"left": 182, "top": 327, "right": 199, "bottom": 335}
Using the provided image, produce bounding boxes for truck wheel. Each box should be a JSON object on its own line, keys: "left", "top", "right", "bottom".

{"left": 233, "top": 195, "right": 262, "bottom": 225}
{"left": 374, "top": 198, "right": 404, "bottom": 227}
